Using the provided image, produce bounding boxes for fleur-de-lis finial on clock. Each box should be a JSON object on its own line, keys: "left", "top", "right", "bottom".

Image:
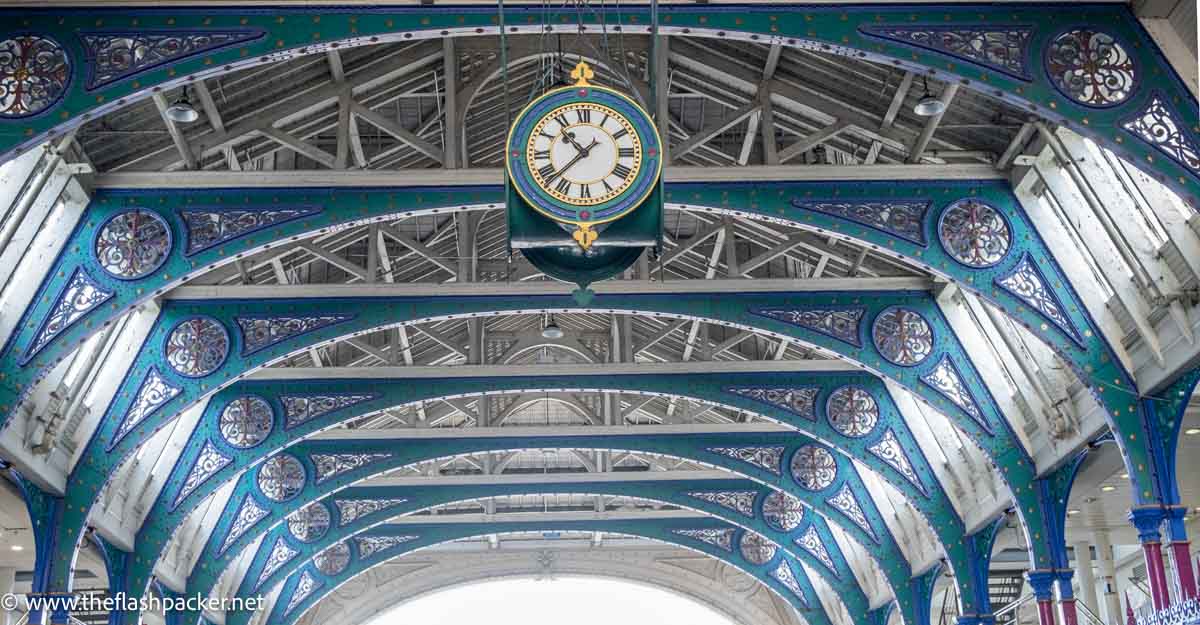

{"left": 570, "top": 61, "right": 595, "bottom": 86}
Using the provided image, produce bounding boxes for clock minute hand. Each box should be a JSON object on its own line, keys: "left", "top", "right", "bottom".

{"left": 547, "top": 139, "right": 599, "bottom": 183}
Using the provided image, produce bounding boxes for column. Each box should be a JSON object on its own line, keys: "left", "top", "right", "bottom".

{"left": 0, "top": 566, "right": 13, "bottom": 625}
{"left": 1028, "top": 570, "right": 1059, "bottom": 625}
{"left": 1129, "top": 507, "right": 1171, "bottom": 611}
{"left": 1057, "top": 570, "right": 1079, "bottom": 625}
{"left": 1165, "top": 506, "right": 1198, "bottom": 602}
{"left": 1073, "top": 541, "right": 1100, "bottom": 617}
{"left": 1096, "top": 529, "right": 1123, "bottom": 625}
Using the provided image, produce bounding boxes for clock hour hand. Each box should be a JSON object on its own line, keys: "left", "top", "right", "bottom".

{"left": 562, "top": 131, "right": 589, "bottom": 155}
{"left": 546, "top": 139, "right": 599, "bottom": 184}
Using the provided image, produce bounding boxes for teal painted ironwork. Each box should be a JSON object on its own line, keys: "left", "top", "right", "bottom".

{"left": 39, "top": 290, "right": 1049, "bottom": 623}
{"left": 124, "top": 431, "right": 911, "bottom": 624}
{"left": 0, "top": 5, "right": 1194, "bottom": 206}
{"left": 1139, "top": 366, "right": 1200, "bottom": 523}
{"left": 265, "top": 518, "right": 832, "bottom": 625}
{"left": 0, "top": 179, "right": 1155, "bottom": 512}
{"left": 207, "top": 479, "right": 870, "bottom": 625}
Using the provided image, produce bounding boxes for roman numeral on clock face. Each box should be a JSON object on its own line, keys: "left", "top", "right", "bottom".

{"left": 577, "top": 108, "right": 591, "bottom": 123}
{"left": 555, "top": 178, "right": 571, "bottom": 194}
{"left": 554, "top": 114, "right": 571, "bottom": 128}
{"left": 538, "top": 163, "right": 556, "bottom": 179}
{"left": 580, "top": 184, "right": 592, "bottom": 199}
{"left": 618, "top": 147, "right": 635, "bottom": 158}
{"left": 612, "top": 163, "right": 632, "bottom": 179}
{"left": 533, "top": 149, "right": 550, "bottom": 160}
{"left": 611, "top": 128, "right": 628, "bottom": 140}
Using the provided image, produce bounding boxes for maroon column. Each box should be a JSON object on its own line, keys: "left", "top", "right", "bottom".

{"left": 1130, "top": 507, "right": 1171, "bottom": 610}
{"left": 1171, "top": 542, "right": 1197, "bottom": 601}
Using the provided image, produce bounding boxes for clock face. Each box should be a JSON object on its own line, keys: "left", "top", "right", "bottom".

{"left": 507, "top": 83, "right": 661, "bottom": 229}
{"left": 525, "top": 102, "right": 642, "bottom": 207}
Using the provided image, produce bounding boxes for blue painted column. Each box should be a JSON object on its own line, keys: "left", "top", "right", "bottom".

{"left": 1165, "top": 506, "right": 1198, "bottom": 602}
{"left": 1028, "top": 570, "right": 1059, "bottom": 625}
{"left": 956, "top": 615, "right": 996, "bottom": 625}
{"left": 1129, "top": 507, "right": 1171, "bottom": 610}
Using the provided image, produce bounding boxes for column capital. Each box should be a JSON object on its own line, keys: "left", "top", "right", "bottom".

{"left": 1028, "top": 569, "right": 1059, "bottom": 600}
{"left": 1129, "top": 506, "right": 1168, "bottom": 543}
{"left": 1055, "top": 569, "right": 1076, "bottom": 599}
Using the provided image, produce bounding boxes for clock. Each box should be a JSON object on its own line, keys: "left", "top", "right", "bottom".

{"left": 507, "top": 62, "right": 662, "bottom": 249}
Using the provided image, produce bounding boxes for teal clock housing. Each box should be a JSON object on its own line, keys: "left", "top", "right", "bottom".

{"left": 506, "top": 62, "right": 663, "bottom": 293}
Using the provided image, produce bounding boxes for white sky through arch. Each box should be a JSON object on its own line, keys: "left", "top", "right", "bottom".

{"left": 367, "top": 576, "right": 741, "bottom": 625}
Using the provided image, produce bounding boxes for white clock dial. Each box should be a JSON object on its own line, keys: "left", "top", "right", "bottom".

{"left": 526, "top": 102, "right": 643, "bottom": 208}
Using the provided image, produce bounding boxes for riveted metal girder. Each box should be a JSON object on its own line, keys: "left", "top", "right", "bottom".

{"left": 207, "top": 478, "right": 869, "bottom": 625}
{"left": 43, "top": 289, "right": 1045, "bottom": 625}
{"left": 2, "top": 178, "right": 1152, "bottom": 510}
{"left": 0, "top": 5, "right": 1194, "bottom": 206}
{"left": 267, "top": 517, "right": 834, "bottom": 625}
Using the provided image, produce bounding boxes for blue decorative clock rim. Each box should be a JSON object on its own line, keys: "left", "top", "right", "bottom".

{"left": 506, "top": 83, "right": 662, "bottom": 227}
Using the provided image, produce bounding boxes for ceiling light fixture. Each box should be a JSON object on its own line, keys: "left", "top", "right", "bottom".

{"left": 1186, "top": 428, "right": 1200, "bottom": 435}
{"left": 164, "top": 86, "right": 200, "bottom": 124}
{"left": 1101, "top": 485, "right": 1116, "bottom": 492}
{"left": 1120, "top": 472, "right": 1129, "bottom": 479}
{"left": 10, "top": 545, "right": 21, "bottom": 552}
{"left": 541, "top": 313, "right": 564, "bottom": 340}
{"left": 913, "top": 77, "right": 946, "bottom": 117}
{"left": 1067, "top": 509, "right": 1081, "bottom": 515}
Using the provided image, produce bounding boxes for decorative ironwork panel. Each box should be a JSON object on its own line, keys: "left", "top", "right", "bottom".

{"left": 220, "top": 494, "right": 268, "bottom": 555}
{"left": 995, "top": 253, "right": 1082, "bottom": 344}
{"left": 749, "top": 307, "right": 864, "bottom": 347}
{"left": 334, "top": 498, "right": 408, "bottom": 526}
{"left": 218, "top": 396, "right": 274, "bottom": 449}
{"left": 282, "top": 393, "right": 379, "bottom": 430}
{"left": 796, "top": 526, "right": 838, "bottom": 575}
{"left": 825, "top": 386, "right": 879, "bottom": 438}
{"left": 313, "top": 542, "right": 350, "bottom": 576}
{"left": 938, "top": 199, "right": 1011, "bottom": 268}
{"left": 1045, "top": 28, "right": 1136, "bottom": 107}
{"left": 94, "top": 210, "right": 172, "bottom": 280}
{"left": 706, "top": 446, "right": 785, "bottom": 476}
{"left": 112, "top": 367, "right": 180, "bottom": 447}
{"left": 871, "top": 307, "right": 933, "bottom": 366}
{"left": 283, "top": 570, "right": 322, "bottom": 616}
{"left": 258, "top": 453, "right": 306, "bottom": 502}
{"left": 725, "top": 387, "right": 819, "bottom": 421}
{"left": 311, "top": 453, "right": 392, "bottom": 485}
{"left": 0, "top": 35, "right": 69, "bottom": 118}
{"left": 868, "top": 429, "right": 925, "bottom": 494}
{"left": 1122, "top": 93, "right": 1200, "bottom": 178}
{"left": 255, "top": 537, "right": 298, "bottom": 590}
{"left": 355, "top": 535, "right": 418, "bottom": 559}
{"left": 770, "top": 560, "right": 807, "bottom": 605}
{"left": 180, "top": 206, "right": 321, "bottom": 256}
{"left": 860, "top": 25, "right": 1032, "bottom": 80}
{"left": 671, "top": 528, "right": 735, "bottom": 552}
{"left": 287, "top": 502, "right": 331, "bottom": 543}
{"left": 23, "top": 269, "right": 113, "bottom": 363}
{"left": 739, "top": 531, "right": 778, "bottom": 565}
{"left": 920, "top": 356, "right": 987, "bottom": 431}
{"left": 762, "top": 490, "right": 804, "bottom": 532}
{"left": 791, "top": 199, "right": 929, "bottom": 246}
{"left": 790, "top": 445, "right": 837, "bottom": 492}
{"left": 685, "top": 491, "right": 758, "bottom": 518}
{"left": 79, "top": 30, "right": 264, "bottom": 90}
{"left": 164, "top": 316, "right": 229, "bottom": 378}
{"left": 236, "top": 314, "right": 353, "bottom": 357}
{"left": 173, "top": 440, "right": 231, "bottom": 509}
{"left": 827, "top": 484, "right": 877, "bottom": 541}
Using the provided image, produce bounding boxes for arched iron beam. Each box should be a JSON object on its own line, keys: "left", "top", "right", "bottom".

{"left": 0, "top": 6, "right": 1193, "bottom": 204}
{"left": 42, "top": 292, "right": 1039, "bottom": 623}
{"left": 176, "top": 372, "right": 940, "bottom": 588}
{"left": 212, "top": 478, "right": 871, "bottom": 625}
{"left": 261, "top": 517, "right": 835, "bottom": 625}
{"left": 138, "top": 434, "right": 906, "bottom": 625}
{"left": 2, "top": 179, "right": 1147, "bottom": 508}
